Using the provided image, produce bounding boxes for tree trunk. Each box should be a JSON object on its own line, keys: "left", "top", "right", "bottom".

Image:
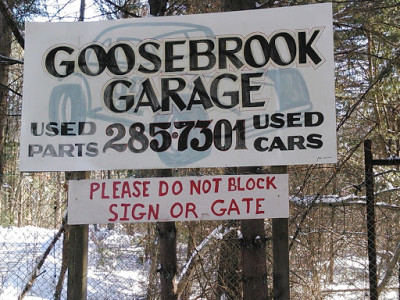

{"left": 158, "top": 221, "right": 177, "bottom": 299}
{"left": 145, "top": 225, "right": 159, "bottom": 299}
{"left": 0, "top": 10, "right": 11, "bottom": 189}
{"left": 157, "top": 169, "right": 177, "bottom": 300}
{"left": 149, "top": 0, "right": 168, "bottom": 16}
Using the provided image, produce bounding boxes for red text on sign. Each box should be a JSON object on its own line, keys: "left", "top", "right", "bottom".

{"left": 211, "top": 197, "right": 265, "bottom": 216}
{"left": 228, "top": 176, "right": 276, "bottom": 191}
{"left": 158, "top": 180, "right": 183, "bottom": 196}
{"left": 90, "top": 180, "right": 150, "bottom": 199}
{"left": 108, "top": 203, "right": 159, "bottom": 221}
{"left": 170, "top": 202, "right": 198, "bottom": 219}
{"left": 189, "top": 177, "right": 222, "bottom": 195}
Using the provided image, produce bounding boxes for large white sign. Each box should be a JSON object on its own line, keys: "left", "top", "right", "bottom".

{"left": 68, "top": 174, "right": 288, "bottom": 224}
{"left": 20, "top": 3, "right": 336, "bottom": 171}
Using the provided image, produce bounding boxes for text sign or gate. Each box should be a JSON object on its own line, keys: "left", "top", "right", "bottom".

{"left": 20, "top": 3, "right": 336, "bottom": 172}
{"left": 68, "top": 174, "right": 288, "bottom": 224}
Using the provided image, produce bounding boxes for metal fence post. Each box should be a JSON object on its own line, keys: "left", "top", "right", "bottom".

{"left": 364, "top": 140, "right": 378, "bottom": 300}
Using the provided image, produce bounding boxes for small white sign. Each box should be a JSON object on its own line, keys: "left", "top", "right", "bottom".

{"left": 20, "top": 3, "right": 336, "bottom": 171}
{"left": 68, "top": 174, "right": 288, "bottom": 224}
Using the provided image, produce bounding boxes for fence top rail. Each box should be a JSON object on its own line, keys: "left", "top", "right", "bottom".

{"left": 372, "top": 158, "right": 400, "bottom": 166}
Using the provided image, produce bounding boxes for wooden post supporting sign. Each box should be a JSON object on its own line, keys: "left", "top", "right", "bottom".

{"left": 67, "top": 171, "right": 89, "bottom": 300}
{"left": 272, "top": 166, "right": 290, "bottom": 300}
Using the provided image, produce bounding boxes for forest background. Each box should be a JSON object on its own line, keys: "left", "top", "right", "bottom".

{"left": 0, "top": 0, "right": 399, "bottom": 299}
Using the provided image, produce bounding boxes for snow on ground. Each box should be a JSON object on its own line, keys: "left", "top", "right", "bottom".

{"left": 0, "top": 225, "right": 147, "bottom": 300}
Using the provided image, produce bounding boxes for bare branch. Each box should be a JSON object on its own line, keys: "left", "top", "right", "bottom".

{"left": 0, "top": 54, "right": 23, "bottom": 65}
{"left": 0, "top": 82, "right": 22, "bottom": 97}
{"left": 378, "top": 241, "right": 400, "bottom": 294}
{"left": 289, "top": 126, "right": 377, "bottom": 251}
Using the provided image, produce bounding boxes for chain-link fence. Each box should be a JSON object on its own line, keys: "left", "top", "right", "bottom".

{"left": 1, "top": 132, "right": 400, "bottom": 299}
{"left": 1, "top": 200, "right": 399, "bottom": 299}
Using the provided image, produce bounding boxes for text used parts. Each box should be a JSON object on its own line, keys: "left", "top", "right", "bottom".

{"left": 20, "top": 3, "right": 337, "bottom": 171}
{"left": 67, "top": 174, "right": 288, "bottom": 224}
